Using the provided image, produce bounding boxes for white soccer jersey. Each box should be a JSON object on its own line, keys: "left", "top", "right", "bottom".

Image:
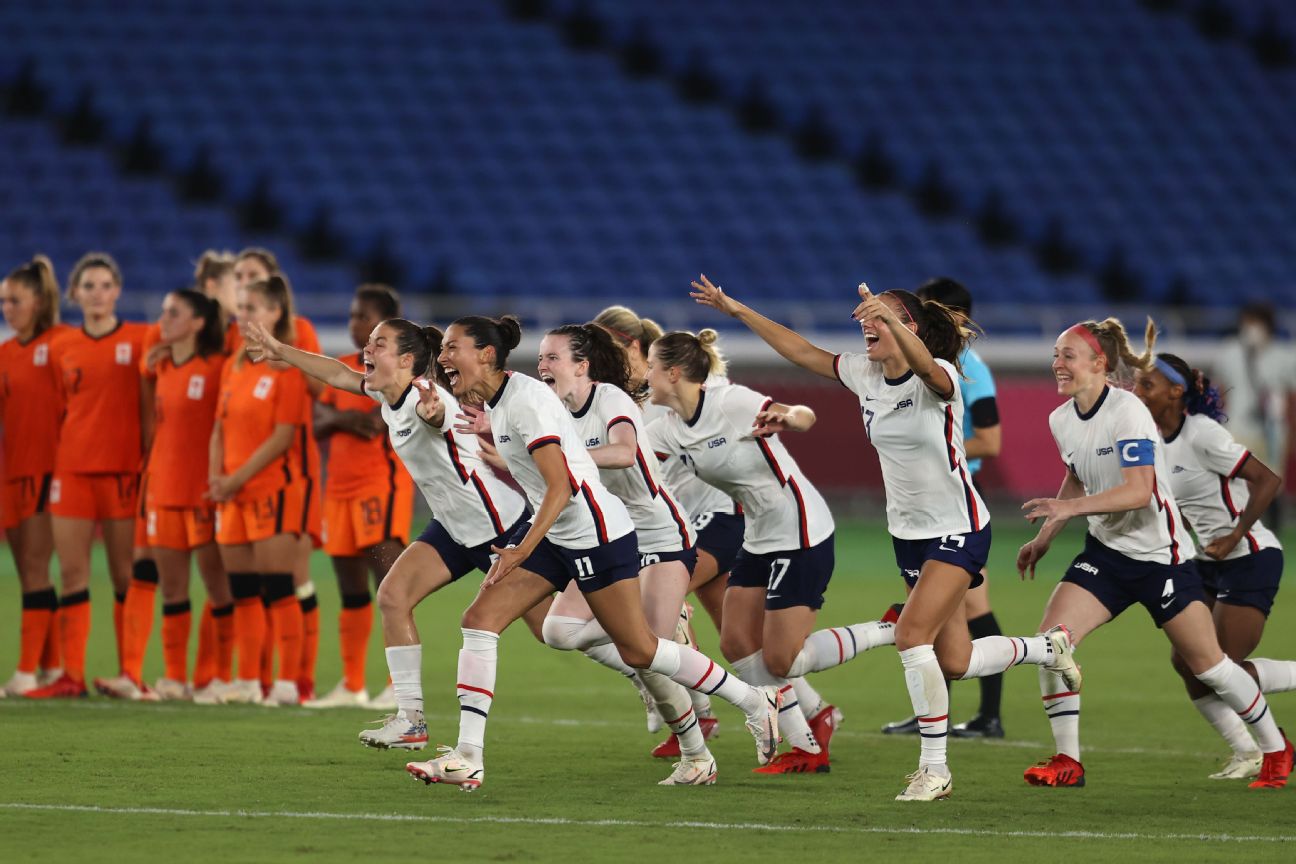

{"left": 647, "top": 382, "right": 833, "bottom": 554}
{"left": 833, "top": 353, "right": 988, "bottom": 540}
{"left": 1048, "top": 386, "right": 1197, "bottom": 564}
{"left": 569, "top": 383, "right": 693, "bottom": 553}
{"left": 373, "top": 382, "right": 526, "bottom": 547}
{"left": 485, "top": 373, "right": 635, "bottom": 548}
{"left": 644, "top": 383, "right": 737, "bottom": 520}
{"left": 1162, "top": 413, "right": 1281, "bottom": 561}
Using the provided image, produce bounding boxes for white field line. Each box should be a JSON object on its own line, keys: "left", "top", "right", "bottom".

{"left": 1, "top": 802, "right": 1293, "bottom": 844}
{"left": 0, "top": 699, "right": 1231, "bottom": 759}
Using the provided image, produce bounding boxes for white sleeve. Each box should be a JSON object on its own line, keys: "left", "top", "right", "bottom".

{"left": 1191, "top": 418, "right": 1251, "bottom": 478}
{"left": 645, "top": 416, "right": 679, "bottom": 459}
{"left": 515, "top": 392, "right": 569, "bottom": 453}
{"left": 832, "top": 352, "right": 870, "bottom": 396}
{"left": 717, "top": 384, "right": 774, "bottom": 439}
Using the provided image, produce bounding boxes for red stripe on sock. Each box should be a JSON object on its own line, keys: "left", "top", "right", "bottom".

{"left": 690, "top": 660, "right": 715, "bottom": 691}
{"left": 830, "top": 628, "right": 845, "bottom": 664}
{"left": 664, "top": 708, "right": 694, "bottom": 725}
{"left": 778, "top": 684, "right": 793, "bottom": 694}
{"left": 1042, "top": 691, "right": 1078, "bottom": 700}
{"left": 918, "top": 714, "right": 948, "bottom": 723}
{"left": 457, "top": 683, "right": 495, "bottom": 699}
{"left": 1239, "top": 691, "right": 1262, "bottom": 717}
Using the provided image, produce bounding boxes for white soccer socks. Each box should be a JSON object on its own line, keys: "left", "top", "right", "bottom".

{"left": 385, "top": 644, "right": 423, "bottom": 715}
{"left": 1250, "top": 658, "right": 1296, "bottom": 694}
{"left": 785, "top": 621, "right": 895, "bottom": 678}
{"left": 1197, "top": 656, "right": 1283, "bottom": 753}
{"left": 455, "top": 628, "right": 499, "bottom": 764}
{"left": 1038, "top": 666, "right": 1081, "bottom": 761}
{"left": 1192, "top": 694, "right": 1258, "bottom": 755}
{"left": 733, "top": 651, "right": 819, "bottom": 754}
{"left": 899, "top": 645, "right": 949, "bottom": 769}
{"left": 960, "top": 635, "right": 1052, "bottom": 680}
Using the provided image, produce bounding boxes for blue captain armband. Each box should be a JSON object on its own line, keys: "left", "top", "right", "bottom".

{"left": 1116, "top": 438, "right": 1155, "bottom": 467}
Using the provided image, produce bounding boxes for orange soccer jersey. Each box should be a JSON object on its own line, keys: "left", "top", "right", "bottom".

{"left": 52, "top": 321, "right": 149, "bottom": 475}
{"left": 217, "top": 356, "right": 306, "bottom": 502}
{"left": 0, "top": 324, "right": 72, "bottom": 480}
{"left": 149, "top": 352, "right": 227, "bottom": 509}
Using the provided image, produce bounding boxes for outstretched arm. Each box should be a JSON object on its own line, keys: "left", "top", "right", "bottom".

{"left": 243, "top": 321, "right": 365, "bottom": 395}
{"left": 691, "top": 274, "right": 837, "bottom": 380}
{"left": 853, "top": 284, "right": 953, "bottom": 399}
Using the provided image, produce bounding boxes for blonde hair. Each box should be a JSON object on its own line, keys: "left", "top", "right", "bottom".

{"left": 193, "top": 250, "right": 236, "bottom": 287}
{"left": 1074, "top": 316, "right": 1157, "bottom": 379}
{"left": 4, "top": 255, "right": 61, "bottom": 334}
{"left": 594, "top": 305, "right": 664, "bottom": 357}
{"left": 66, "top": 251, "right": 122, "bottom": 301}
{"left": 652, "top": 328, "right": 728, "bottom": 382}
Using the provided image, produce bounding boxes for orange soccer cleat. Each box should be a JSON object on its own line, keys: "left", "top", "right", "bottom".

{"left": 24, "top": 673, "right": 88, "bottom": 699}
{"left": 1249, "top": 731, "right": 1294, "bottom": 790}
{"left": 752, "top": 747, "right": 830, "bottom": 774}
{"left": 1024, "top": 753, "right": 1085, "bottom": 787}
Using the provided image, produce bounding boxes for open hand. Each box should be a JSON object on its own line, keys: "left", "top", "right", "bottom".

{"left": 454, "top": 403, "right": 492, "bottom": 436}
{"left": 482, "top": 544, "right": 527, "bottom": 588}
{"left": 690, "top": 273, "right": 741, "bottom": 316}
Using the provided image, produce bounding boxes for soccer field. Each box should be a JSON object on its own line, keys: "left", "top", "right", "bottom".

{"left": 2, "top": 519, "right": 1293, "bottom": 863}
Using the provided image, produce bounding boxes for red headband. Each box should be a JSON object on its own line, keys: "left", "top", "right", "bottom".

{"left": 1066, "top": 324, "right": 1106, "bottom": 360}
{"left": 882, "top": 291, "right": 917, "bottom": 325}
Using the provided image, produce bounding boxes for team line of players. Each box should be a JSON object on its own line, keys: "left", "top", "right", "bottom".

{"left": 1, "top": 251, "right": 1293, "bottom": 799}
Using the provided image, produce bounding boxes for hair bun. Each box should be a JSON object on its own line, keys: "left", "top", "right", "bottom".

{"left": 698, "top": 328, "right": 719, "bottom": 347}
{"left": 497, "top": 315, "right": 523, "bottom": 351}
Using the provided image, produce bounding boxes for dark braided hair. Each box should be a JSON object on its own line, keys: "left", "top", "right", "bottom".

{"left": 1157, "top": 352, "right": 1227, "bottom": 423}
{"left": 549, "top": 323, "right": 634, "bottom": 400}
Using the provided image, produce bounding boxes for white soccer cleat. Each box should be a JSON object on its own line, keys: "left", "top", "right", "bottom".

{"left": 673, "top": 603, "right": 697, "bottom": 648}
{"left": 1210, "top": 750, "right": 1263, "bottom": 780}
{"left": 1, "top": 670, "right": 38, "bottom": 697}
{"left": 192, "top": 680, "right": 230, "bottom": 705}
{"left": 303, "top": 680, "right": 370, "bottom": 709}
{"left": 367, "top": 684, "right": 397, "bottom": 711}
{"left": 359, "top": 711, "right": 429, "bottom": 750}
{"left": 93, "top": 674, "right": 159, "bottom": 702}
{"left": 745, "top": 685, "right": 782, "bottom": 766}
{"left": 262, "top": 680, "right": 300, "bottom": 707}
{"left": 153, "top": 678, "right": 192, "bottom": 701}
{"left": 406, "top": 746, "right": 483, "bottom": 791}
{"left": 217, "top": 678, "right": 264, "bottom": 705}
{"left": 636, "top": 680, "right": 664, "bottom": 733}
{"left": 1044, "top": 625, "right": 1083, "bottom": 692}
{"left": 895, "top": 765, "right": 953, "bottom": 801}
{"left": 659, "top": 754, "right": 718, "bottom": 786}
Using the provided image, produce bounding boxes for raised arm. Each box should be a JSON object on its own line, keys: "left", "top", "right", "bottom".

{"left": 243, "top": 321, "right": 364, "bottom": 395}
{"left": 853, "top": 284, "right": 953, "bottom": 399}
{"left": 691, "top": 274, "right": 837, "bottom": 380}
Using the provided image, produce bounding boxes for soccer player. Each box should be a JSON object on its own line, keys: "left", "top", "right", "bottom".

{"left": 1134, "top": 352, "right": 1296, "bottom": 779}
{"left": 644, "top": 323, "right": 895, "bottom": 775}
{"left": 242, "top": 315, "right": 533, "bottom": 748}
{"left": 693, "top": 275, "right": 1076, "bottom": 799}
{"left": 210, "top": 275, "right": 309, "bottom": 706}
{"left": 535, "top": 322, "right": 718, "bottom": 784}
{"left": 882, "top": 278, "right": 1009, "bottom": 739}
{"left": 119, "top": 290, "right": 229, "bottom": 700}
{"left": 25, "top": 253, "right": 148, "bottom": 699}
{"left": 405, "top": 314, "right": 780, "bottom": 790}
{"left": 0, "top": 256, "right": 68, "bottom": 696}
{"left": 233, "top": 248, "right": 321, "bottom": 699}
{"left": 306, "top": 285, "right": 415, "bottom": 708}
{"left": 1017, "top": 319, "right": 1293, "bottom": 790}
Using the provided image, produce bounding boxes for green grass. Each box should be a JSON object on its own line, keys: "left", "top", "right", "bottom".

{"left": 2, "top": 519, "right": 1294, "bottom": 863}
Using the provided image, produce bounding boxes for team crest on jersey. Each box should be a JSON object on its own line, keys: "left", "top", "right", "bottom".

{"left": 49, "top": 479, "right": 61, "bottom": 503}
{"left": 187, "top": 375, "right": 205, "bottom": 400}
{"left": 707, "top": 437, "right": 726, "bottom": 448}
{"left": 585, "top": 437, "right": 601, "bottom": 447}
{"left": 33, "top": 344, "right": 49, "bottom": 366}
{"left": 894, "top": 399, "right": 913, "bottom": 410}
{"left": 253, "top": 375, "right": 274, "bottom": 400}
{"left": 1095, "top": 446, "right": 1114, "bottom": 456}
{"left": 115, "top": 343, "right": 133, "bottom": 365}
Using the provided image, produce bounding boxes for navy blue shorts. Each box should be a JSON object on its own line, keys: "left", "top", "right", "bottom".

{"left": 505, "top": 522, "right": 640, "bottom": 594}
{"left": 1062, "top": 533, "right": 1206, "bottom": 628}
{"left": 692, "top": 511, "right": 744, "bottom": 576}
{"left": 892, "top": 524, "right": 991, "bottom": 590}
{"left": 639, "top": 547, "right": 698, "bottom": 573}
{"left": 415, "top": 513, "right": 531, "bottom": 582}
{"left": 729, "top": 534, "right": 834, "bottom": 611}
{"left": 1196, "top": 548, "right": 1283, "bottom": 616}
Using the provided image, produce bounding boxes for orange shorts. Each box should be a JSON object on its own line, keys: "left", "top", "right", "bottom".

{"left": 49, "top": 472, "right": 139, "bottom": 521}
{"left": 146, "top": 505, "right": 216, "bottom": 551}
{"left": 0, "top": 474, "right": 52, "bottom": 530}
{"left": 322, "top": 483, "right": 414, "bottom": 557}
{"left": 215, "top": 483, "right": 305, "bottom": 546}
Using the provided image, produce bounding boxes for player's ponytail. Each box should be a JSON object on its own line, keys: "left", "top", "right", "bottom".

{"left": 453, "top": 314, "right": 522, "bottom": 370}
{"left": 1156, "top": 352, "right": 1226, "bottom": 423}
{"left": 1072, "top": 316, "right": 1156, "bottom": 379}
{"left": 883, "top": 288, "right": 977, "bottom": 374}
{"left": 653, "top": 329, "right": 728, "bottom": 383}
{"left": 4, "top": 254, "right": 61, "bottom": 335}
{"left": 384, "top": 318, "right": 450, "bottom": 388}
{"left": 551, "top": 323, "right": 634, "bottom": 398}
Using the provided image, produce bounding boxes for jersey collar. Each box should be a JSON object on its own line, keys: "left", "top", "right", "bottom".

{"left": 571, "top": 384, "right": 597, "bottom": 419}
{"left": 685, "top": 387, "right": 706, "bottom": 428}
{"left": 82, "top": 319, "right": 124, "bottom": 341}
{"left": 390, "top": 382, "right": 414, "bottom": 410}
{"left": 1073, "top": 384, "right": 1109, "bottom": 421}
{"left": 486, "top": 371, "right": 511, "bottom": 409}
{"left": 1163, "top": 413, "right": 1187, "bottom": 444}
{"left": 883, "top": 369, "right": 915, "bottom": 386}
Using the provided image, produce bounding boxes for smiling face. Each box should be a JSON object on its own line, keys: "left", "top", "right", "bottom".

{"left": 71, "top": 265, "right": 120, "bottom": 320}
{"left": 437, "top": 323, "right": 490, "bottom": 400}
{"left": 860, "top": 295, "right": 915, "bottom": 362}
{"left": 361, "top": 322, "right": 407, "bottom": 391}
{"left": 537, "top": 333, "right": 586, "bottom": 407}
{"left": 0, "top": 279, "right": 39, "bottom": 336}
{"left": 158, "top": 293, "right": 202, "bottom": 345}
{"left": 645, "top": 343, "right": 680, "bottom": 406}
{"left": 1052, "top": 329, "right": 1106, "bottom": 398}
